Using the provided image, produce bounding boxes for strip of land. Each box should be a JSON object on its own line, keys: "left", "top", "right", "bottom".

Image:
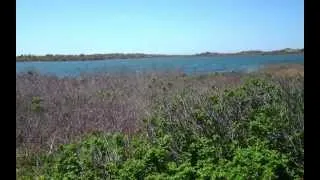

{"left": 16, "top": 48, "right": 303, "bottom": 62}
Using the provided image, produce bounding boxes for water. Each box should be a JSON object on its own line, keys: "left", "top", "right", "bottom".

{"left": 16, "top": 54, "right": 304, "bottom": 77}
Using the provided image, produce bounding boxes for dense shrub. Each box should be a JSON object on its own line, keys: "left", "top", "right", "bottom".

{"left": 16, "top": 71, "right": 242, "bottom": 151}
{"left": 17, "top": 75, "right": 304, "bottom": 179}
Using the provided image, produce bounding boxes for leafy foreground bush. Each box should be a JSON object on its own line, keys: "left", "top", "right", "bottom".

{"left": 17, "top": 77, "right": 303, "bottom": 179}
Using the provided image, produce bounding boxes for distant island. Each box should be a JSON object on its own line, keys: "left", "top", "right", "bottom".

{"left": 194, "top": 48, "right": 304, "bottom": 56}
{"left": 16, "top": 48, "right": 303, "bottom": 62}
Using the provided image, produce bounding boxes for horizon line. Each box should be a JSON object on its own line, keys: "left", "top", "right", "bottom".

{"left": 16, "top": 47, "right": 304, "bottom": 57}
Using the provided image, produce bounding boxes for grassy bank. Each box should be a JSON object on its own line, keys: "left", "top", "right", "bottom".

{"left": 16, "top": 64, "right": 304, "bottom": 179}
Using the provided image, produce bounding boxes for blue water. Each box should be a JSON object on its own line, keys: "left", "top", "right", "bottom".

{"left": 16, "top": 54, "right": 304, "bottom": 77}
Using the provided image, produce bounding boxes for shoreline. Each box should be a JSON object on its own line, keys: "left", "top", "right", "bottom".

{"left": 16, "top": 48, "right": 303, "bottom": 62}
{"left": 16, "top": 63, "right": 304, "bottom": 78}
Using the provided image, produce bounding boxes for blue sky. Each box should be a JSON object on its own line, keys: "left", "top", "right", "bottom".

{"left": 16, "top": 0, "right": 304, "bottom": 55}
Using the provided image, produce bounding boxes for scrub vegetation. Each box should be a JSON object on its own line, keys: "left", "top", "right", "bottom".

{"left": 16, "top": 64, "right": 304, "bottom": 179}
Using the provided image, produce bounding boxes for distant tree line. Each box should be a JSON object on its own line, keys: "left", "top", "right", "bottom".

{"left": 16, "top": 48, "right": 303, "bottom": 62}
{"left": 194, "top": 48, "right": 304, "bottom": 56}
{"left": 16, "top": 53, "right": 170, "bottom": 62}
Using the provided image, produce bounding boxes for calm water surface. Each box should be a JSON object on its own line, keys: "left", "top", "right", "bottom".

{"left": 16, "top": 54, "right": 304, "bottom": 77}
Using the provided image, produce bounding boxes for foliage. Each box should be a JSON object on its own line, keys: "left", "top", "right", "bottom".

{"left": 31, "top": 96, "right": 44, "bottom": 112}
{"left": 17, "top": 73, "right": 304, "bottom": 179}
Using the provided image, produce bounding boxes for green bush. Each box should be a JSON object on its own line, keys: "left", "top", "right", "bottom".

{"left": 17, "top": 77, "right": 304, "bottom": 179}
{"left": 31, "top": 96, "right": 44, "bottom": 112}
